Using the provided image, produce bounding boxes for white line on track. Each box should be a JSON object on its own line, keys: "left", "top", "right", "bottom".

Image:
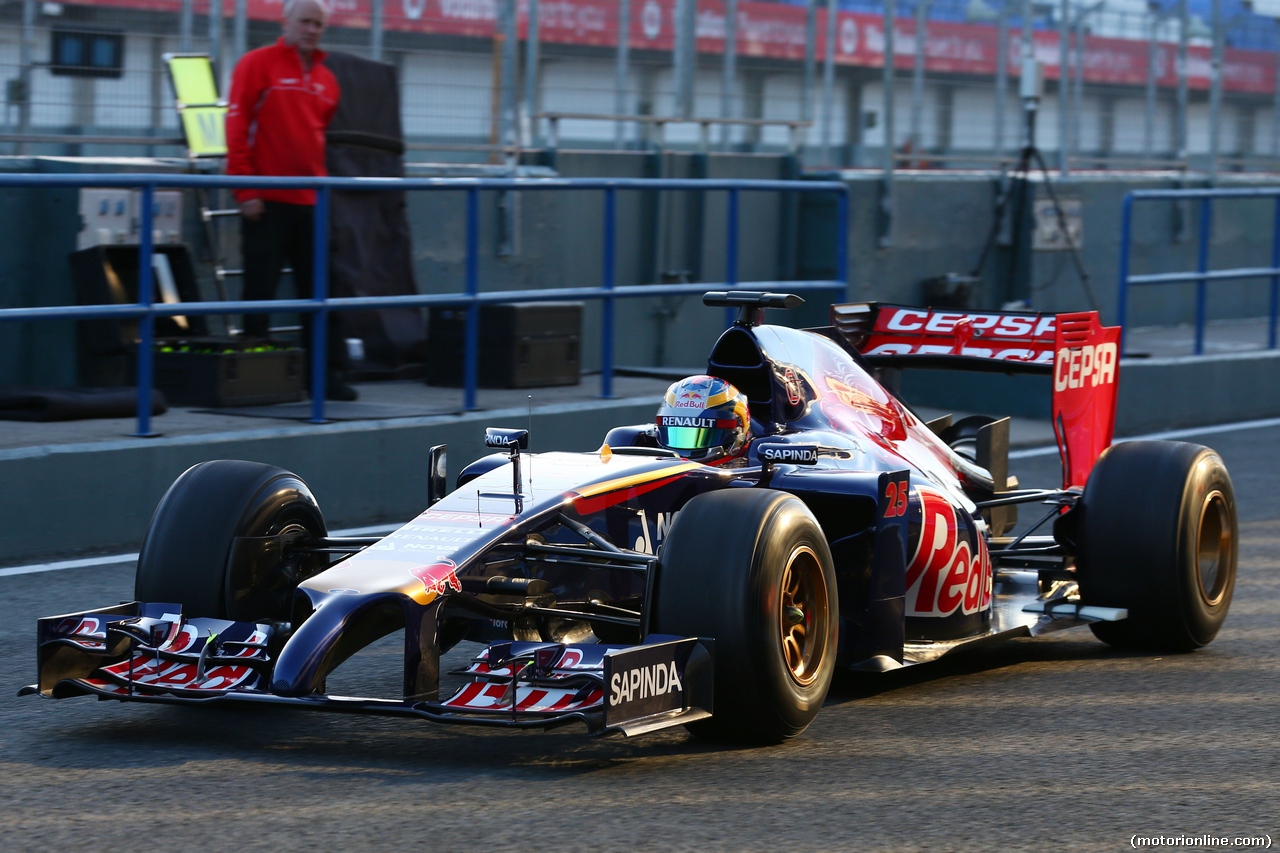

{"left": 7, "top": 415, "right": 1280, "bottom": 578}
{"left": 1009, "top": 414, "right": 1280, "bottom": 459}
{"left": 0, "top": 523, "right": 400, "bottom": 578}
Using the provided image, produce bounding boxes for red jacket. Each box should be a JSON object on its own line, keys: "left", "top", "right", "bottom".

{"left": 225, "top": 38, "right": 339, "bottom": 206}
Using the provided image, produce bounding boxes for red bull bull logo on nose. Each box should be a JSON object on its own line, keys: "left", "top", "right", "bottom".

{"left": 411, "top": 560, "right": 463, "bottom": 598}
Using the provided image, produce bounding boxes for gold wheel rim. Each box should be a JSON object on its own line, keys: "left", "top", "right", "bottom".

{"left": 779, "top": 545, "right": 828, "bottom": 687}
{"left": 1197, "top": 490, "right": 1232, "bottom": 607}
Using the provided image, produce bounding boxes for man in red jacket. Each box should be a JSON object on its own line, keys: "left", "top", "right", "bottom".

{"left": 225, "top": 0, "right": 357, "bottom": 401}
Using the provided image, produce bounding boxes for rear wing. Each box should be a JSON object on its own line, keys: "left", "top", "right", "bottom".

{"left": 829, "top": 302, "right": 1120, "bottom": 488}
{"left": 831, "top": 303, "right": 1056, "bottom": 373}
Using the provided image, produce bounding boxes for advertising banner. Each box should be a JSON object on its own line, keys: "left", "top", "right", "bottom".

{"left": 76, "top": 0, "right": 1278, "bottom": 94}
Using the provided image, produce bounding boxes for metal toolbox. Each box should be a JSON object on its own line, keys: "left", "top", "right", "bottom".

{"left": 147, "top": 339, "right": 304, "bottom": 408}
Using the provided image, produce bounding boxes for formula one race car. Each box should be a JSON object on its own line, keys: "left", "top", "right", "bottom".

{"left": 22, "top": 292, "right": 1238, "bottom": 743}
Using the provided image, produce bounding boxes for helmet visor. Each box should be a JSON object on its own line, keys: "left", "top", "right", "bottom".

{"left": 657, "top": 417, "right": 740, "bottom": 451}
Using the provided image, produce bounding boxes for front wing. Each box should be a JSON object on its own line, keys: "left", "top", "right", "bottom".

{"left": 19, "top": 601, "right": 714, "bottom": 737}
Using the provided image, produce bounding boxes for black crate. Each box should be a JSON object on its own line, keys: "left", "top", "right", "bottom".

{"left": 426, "top": 302, "right": 581, "bottom": 388}
{"left": 146, "top": 339, "right": 304, "bottom": 407}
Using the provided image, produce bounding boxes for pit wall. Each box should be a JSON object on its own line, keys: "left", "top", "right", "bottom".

{"left": 0, "top": 395, "right": 665, "bottom": 563}
{"left": 5, "top": 154, "right": 1279, "bottom": 563}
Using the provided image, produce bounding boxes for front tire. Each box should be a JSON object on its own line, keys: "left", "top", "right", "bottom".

{"left": 1075, "top": 441, "right": 1237, "bottom": 652}
{"left": 135, "top": 460, "right": 327, "bottom": 621}
{"left": 653, "top": 488, "right": 837, "bottom": 743}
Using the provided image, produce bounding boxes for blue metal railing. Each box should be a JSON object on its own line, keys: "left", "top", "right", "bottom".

{"left": 1118, "top": 186, "right": 1280, "bottom": 356}
{"left": 0, "top": 174, "right": 849, "bottom": 435}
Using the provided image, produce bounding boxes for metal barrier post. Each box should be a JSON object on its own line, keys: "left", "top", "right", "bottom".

{"left": 836, "top": 187, "right": 849, "bottom": 293}
{"left": 134, "top": 185, "right": 158, "bottom": 437}
{"left": 180, "top": 0, "right": 193, "bottom": 51}
{"left": 1195, "top": 197, "right": 1212, "bottom": 355}
{"left": 1272, "top": 196, "right": 1280, "bottom": 350}
{"left": 525, "top": 0, "right": 540, "bottom": 147}
{"left": 614, "top": 0, "right": 631, "bottom": 150}
{"left": 879, "top": 0, "right": 896, "bottom": 248}
{"left": 371, "top": 0, "right": 384, "bottom": 60}
{"left": 309, "top": 187, "right": 331, "bottom": 423}
{"left": 601, "top": 186, "right": 617, "bottom": 399}
{"left": 18, "top": 0, "right": 34, "bottom": 152}
{"left": 464, "top": 187, "right": 481, "bottom": 411}
{"left": 724, "top": 187, "right": 739, "bottom": 329}
{"left": 1117, "top": 193, "right": 1134, "bottom": 355}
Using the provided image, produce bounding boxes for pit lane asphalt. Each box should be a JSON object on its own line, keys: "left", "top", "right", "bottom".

{"left": 1, "top": 422, "right": 1277, "bottom": 852}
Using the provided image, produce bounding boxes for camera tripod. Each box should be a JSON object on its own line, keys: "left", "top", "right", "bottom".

{"left": 970, "top": 109, "right": 1099, "bottom": 313}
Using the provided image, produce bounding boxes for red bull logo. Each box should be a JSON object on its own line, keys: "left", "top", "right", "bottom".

{"left": 410, "top": 559, "right": 463, "bottom": 598}
{"left": 905, "top": 487, "right": 992, "bottom": 617}
{"left": 55, "top": 616, "right": 103, "bottom": 637}
{"left": 673, "top": 390, "right": 705, "bottom": 409}
{"left": 54, "top": 616, "right": 107, "bottom": 650}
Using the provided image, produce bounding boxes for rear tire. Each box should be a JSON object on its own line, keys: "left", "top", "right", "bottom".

{"left": 653, "top": 489, "right": 837, "bottom": 743}
{"left": 1075, "top": 441, "right": 1237, "bottom": 652}
{"left": 135, "top": 460, "right": 327, "bottom": 621}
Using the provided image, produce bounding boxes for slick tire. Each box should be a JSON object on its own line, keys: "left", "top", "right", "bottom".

{"left": 135, "top": 460, "right": 327, "bottom": 621}
{"left": 1075, "top": 441, "right": 1237, "bottom": 652}
{"left": 653, "top": 489, "right": 837, "bottom": 743}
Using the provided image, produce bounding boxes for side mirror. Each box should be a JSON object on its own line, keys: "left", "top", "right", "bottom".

{"left": 484, "top": 427, "right": 529, "bottom": 450}
{"left": 427, "top": 444, "right": 447, "bottom": 506}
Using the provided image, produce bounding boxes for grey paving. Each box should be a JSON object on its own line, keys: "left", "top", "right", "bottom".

{"left": 2, "top": 422, "right": 1277, "bottom": 851}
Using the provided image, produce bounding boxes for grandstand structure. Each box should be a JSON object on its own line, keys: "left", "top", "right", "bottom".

{"left": 1, "top": 0, "right": 1278, "bottom": 169}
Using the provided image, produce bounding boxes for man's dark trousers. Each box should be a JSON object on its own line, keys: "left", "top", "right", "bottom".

{"left": 241, "top": 200, "right": 346, "bottom": 375}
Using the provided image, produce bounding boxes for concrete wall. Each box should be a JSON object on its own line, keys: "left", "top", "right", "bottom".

{"left": 840, "top": 170, "right": 1280, "bottom": 327}
{"left": 1115, "top": 351, "right": 1280, "bottom": 434}
{"left": 5, "top": 349, "right": 1275, "bottom": 564}
{"left": 897, "top": 352, "right": 1280, "bottom": 436}
{"left": 5, "top": 153, "right": 1280, "bottom": 390}
{"left": 5, "top": 153, "right": 1280, "bottom": 565}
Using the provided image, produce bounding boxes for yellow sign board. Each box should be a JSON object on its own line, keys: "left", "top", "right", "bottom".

{"left": 180, "top": 107, "right": 227, "bottom": 156}
{"left": 164, "top": 53, "right": 227, "bottom": 157}
{"left": 167, "top": 55, "right": 220, "bottom": 106}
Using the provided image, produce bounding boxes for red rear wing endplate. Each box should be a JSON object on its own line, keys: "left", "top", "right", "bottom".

{"left": 1050, "top": 312, "right": 1121, "bottom": 488}
{"left": 829, "top": 302, "right": 1121, "bottom": 488}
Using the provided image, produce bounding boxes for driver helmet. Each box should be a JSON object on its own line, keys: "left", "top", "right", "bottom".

{"left": 655, "top": 375, "right": 751, "bottom": 460}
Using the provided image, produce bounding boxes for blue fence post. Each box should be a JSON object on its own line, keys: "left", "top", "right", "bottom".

{"left": 463, "top": 187, "right": 481, "bottom": 411}
{"left": 309, "top": 186, "right": 331, "bottom": 423}
{"left": 1195, "top": 197, "right": 1212, "bottom": 356}
{"left": 836, "top": 186, "right": 849, "bottom": 294}
{"left": 723, "top": 187, "right": 739, "bottom": 329}
{"left": 1117, "top": 192, "right": 1134, "bottom": 356}
{"left": 133, "top": 184, "right": 158, "bottom": 437}
{"left": 601, "top": 185, "right": 617, "bottom": 399}
{"left": 1271, "top": 196, "right": 1280, "bottom": 350}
